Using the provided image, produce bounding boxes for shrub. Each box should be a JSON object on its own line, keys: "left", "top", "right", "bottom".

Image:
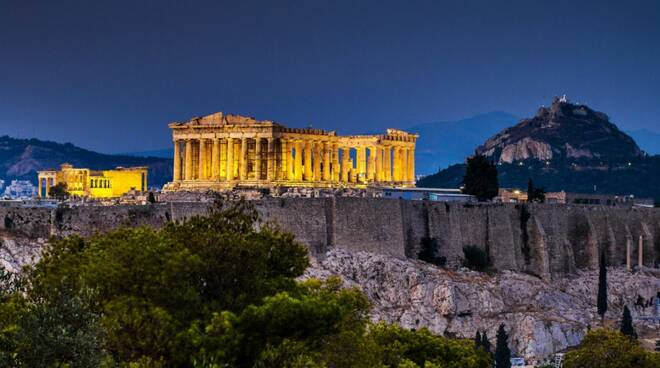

{"left": 418, "top": 237, "right": 446, "bottom": 267}
{"left": 462, "top": 245, "right": 490, "bottom": 272}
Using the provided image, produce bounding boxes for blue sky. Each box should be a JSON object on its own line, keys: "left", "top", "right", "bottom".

{"left": 1, "top": 0, "right": 658, "bottom": 153}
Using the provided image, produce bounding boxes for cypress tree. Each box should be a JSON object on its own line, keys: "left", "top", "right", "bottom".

{"left": 463, "top": 154, "right": 499, "bottom": 201}
{"left": 474, "top": 330, "right": 482, "bottom": 348}
{"left": 597, "top": 253, "right": 608, "bottom": 323}
{"left": 495, "top": 324, "right": 511, "bottom": 368}
{"left": 620, "top": 305, "right": 637, "bottom": 339}
{"left": 482, "top": 332, "right": 492, "bottom": 354}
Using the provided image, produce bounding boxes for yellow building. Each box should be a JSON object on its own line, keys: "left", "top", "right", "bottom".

{"left": 37, "top": 163, "right": 148, "bottom": 198}
{"left": 164, "top": 112, "right": 418, "bottom": 191}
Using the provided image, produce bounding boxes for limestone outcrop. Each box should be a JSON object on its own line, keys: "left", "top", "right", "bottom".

{"left": 305, "top": 249, "right": 660, "bottom": 362}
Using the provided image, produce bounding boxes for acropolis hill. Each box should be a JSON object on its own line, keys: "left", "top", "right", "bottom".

{"left": 164, "top": 112, "right": 418, "bottom": 191}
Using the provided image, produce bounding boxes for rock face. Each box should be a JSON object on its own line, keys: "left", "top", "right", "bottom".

{"left": 476, "top": 97, "right": 643, "bottom": 164}
{"left": 306, "top": 249, "right": 660, "bottom": 362}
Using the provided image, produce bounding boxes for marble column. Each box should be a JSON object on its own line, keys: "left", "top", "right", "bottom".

{"left": 184, "top": 139, "right": 193, "bottom": 180}
{"left": 322, "top": 142, "right": 331, "bottom": 181}
{"left": 332, "top": 144, "right": 340, "bottom": 181}
{"left": 294, "top": 141, "right": 303, "bottom": 181}
{"left": 408, "top": 146, "right": 415, "bottom": 182}
{"left": 313, "top": 142, "right": 321, "bottom": 181}
{"left": 239, "top": 138, "right": 248, "bottom": 180}
{"left": 38, "top": 178, "right": 42, "bottom": 198}
{"left": 173, "top": 140, "right": 181, "bottom": 181}
{"left": 303, "top": 140, "right": 313, "bottom": 181}
{"left": 226, "top": 138, "right": 234, "bottom": 180}
{"left": 384, "top": 146, "right": 391, "bottom": 181}
{"left": 199, "top": 139, "right": 208, "bottom": 180}
{"left": 45, "top": 179, "right": 51, "bottom": 198}
{"left": 341, "top": 147, "right": 350, "bottom": 182}
{"left": 356, "top": 147, "right": 366, "bottom": 182}
{"left": 212, "top": 139, "right": 220, "bottom": 180}
{"left": 267, "top": 138, "right": 275, "bottom": 181}
{"left": 280, "top": 139, "right": 289, "bottom": 180}
{"left": 367, "top": 146, "right": 376, "bottom": 181}
{"left": 375, "top": 146, "right": 383, "bottom": 182}
{"left": 255, "top": 138, "right": 262, "bottom": 180}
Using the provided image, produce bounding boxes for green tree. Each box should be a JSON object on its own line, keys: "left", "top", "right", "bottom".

{"left": 481, "top": 333, "right": 491, "bottom": 355}
{"left": 474, "top": 330, "right": 482, "bottom": 349}
{"left": 597, "top": 253, "right": 608, "bottom": 323}
{"left": 14, "top": 287, "right": 110, "bottom": 368}
{"left": 28, "top": 200, "right": 309, "bottom": 366}
{"left": 620, "top": 305, "right": 637, "bottom": 339}
{"left": 462, "top": 154, "right": 499, "bottom": 201}
{"left": 190, "top": 277, "right": 378, "bottom": 368}
{"left": 564, "top": 329, "right": 659, "bottom": 368}
{"left": 494, "top": 324, "right": 511, "bottom": 368}
{"left": 369, "top": 322, "right": 492, "bottom": 368}
{"left": 48, "top": 182, "right": 69, "bottom": 200}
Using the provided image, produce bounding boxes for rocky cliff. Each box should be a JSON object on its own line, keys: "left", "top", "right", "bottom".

{"left": 306, "top": 249, "right": 660, "bottom": 362}
{"left": 1, "top": 199, "right": 659, "bottom": 361}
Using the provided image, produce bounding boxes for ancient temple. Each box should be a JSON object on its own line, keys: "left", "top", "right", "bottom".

{"left": 37, "top": 163, "right": 148, "bottom": 198}
{"left": 164, "top": 112, "right": 418, "bottom": 191}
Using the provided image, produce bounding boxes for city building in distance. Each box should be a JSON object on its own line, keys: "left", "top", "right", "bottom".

{"left": 37, "top": 163, "right": 148, "bottom": 198}
{"left": 164, "top": 112, "right": 418, "bottom": 191}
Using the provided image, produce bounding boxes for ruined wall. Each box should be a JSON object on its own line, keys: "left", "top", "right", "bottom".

{"left": 1, "top": 199, "right": 659, "bottom": 278}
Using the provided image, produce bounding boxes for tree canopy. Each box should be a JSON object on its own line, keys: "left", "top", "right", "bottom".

{"left": 0, "top": 200, "right": 492, "bottom": 368}
{"left": 564, "top": 329, "right": 659, "bottom": 368}
{"left": 462, "top": 154, "right": 499, "bottom": 201}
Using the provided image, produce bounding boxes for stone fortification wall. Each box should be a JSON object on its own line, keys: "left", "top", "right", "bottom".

{"left": 1, "top": 199, "right": 659, "bottom": 278}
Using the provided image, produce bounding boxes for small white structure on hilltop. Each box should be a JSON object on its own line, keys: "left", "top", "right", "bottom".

{"left": 3, "top": 180, "right": 37, "bottom": 200}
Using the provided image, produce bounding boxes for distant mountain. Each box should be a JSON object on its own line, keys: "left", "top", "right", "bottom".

{"left": 0, "top": 136, "right": 173, "bottom": 188}
{"left": 407, "top": 112, "right": 518, "bottom": 174}
{"left": 123, "top": 148, "right": 173, "bottom": 159}
{"left": 627, "top": 129, "right": 660, "bottom": 155}
{"left": 419, "top": 98, "right": 660, "bottom": 201}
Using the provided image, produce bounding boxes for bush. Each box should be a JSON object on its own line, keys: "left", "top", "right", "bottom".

{"left": 462, "top": 245, "right": 490, "bottom": 272}
{"left": 564, "top": 329, "right": 659, "bottom": 368}
{"left": 418, "top": 237, "right": 446, "bottom": 267}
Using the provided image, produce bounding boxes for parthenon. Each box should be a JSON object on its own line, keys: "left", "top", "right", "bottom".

{"left": 164, "top": 112, "right": 417, "bottom": 191}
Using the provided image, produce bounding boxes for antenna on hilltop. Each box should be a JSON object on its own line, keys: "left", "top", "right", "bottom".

{"left": 559, "top": 94, "right": 568, "bottom": 103}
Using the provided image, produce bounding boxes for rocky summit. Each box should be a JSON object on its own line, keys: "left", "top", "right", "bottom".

{"left": 476, "top": 96, "right": 643, "bottom": 164}
{"left": 419, "top": 98, "right": 660, "bottom": 201}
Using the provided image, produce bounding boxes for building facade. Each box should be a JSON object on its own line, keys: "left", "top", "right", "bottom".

{"left": 37, "top": 163, "right": 148, "bottom": 198}
{"left": 164, "top": 112, "right": 418, "bottom": 191}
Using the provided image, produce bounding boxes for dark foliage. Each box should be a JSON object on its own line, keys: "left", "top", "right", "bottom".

{"left": 147, "top": 191, "right": 156, "bottom": 203}
{"left": 462, "top": 245, "right": 490, "bottom": 272}
{"left": 462, "top": 154, "right": 499, "bottom": 201}
{"left": 620, "top": 305, "right": 637, "bottom": 339}
{"left": 495, "top": 324, "right": 511, "bottom": 368}
{"left": 481, "top": 333, "right": 491, "bottom": 354}
{"left": 418, "top": 237, "right": 446, "bottom": 267}
{"left": 597, "top": 253, "right": 608, "bottom": 321}
{"left": 527, "top": 178, "right": 546, "bottom": 203}
{"left": 48, "top": 182, "right": 69, "bottom": 200}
